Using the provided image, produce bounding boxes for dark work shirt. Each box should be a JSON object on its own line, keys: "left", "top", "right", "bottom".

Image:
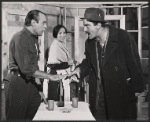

{"left": 9, "top": 27, "right": 39, "bottom": 79}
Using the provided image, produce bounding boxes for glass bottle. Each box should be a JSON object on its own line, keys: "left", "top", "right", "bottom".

{"left": 57, "top": 80, "right": 64, "bottom": 107}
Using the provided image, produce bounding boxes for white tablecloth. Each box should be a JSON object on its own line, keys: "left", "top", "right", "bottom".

{"left": 33, "top": 101, "right": 95, "bottom": 121}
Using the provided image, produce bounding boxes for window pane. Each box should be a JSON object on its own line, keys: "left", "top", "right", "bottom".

{"left": 142, "top": 28, "right": 148, "bottom": 58}
{"left": 123, "top": 8, "right": 138, "bottom": 30}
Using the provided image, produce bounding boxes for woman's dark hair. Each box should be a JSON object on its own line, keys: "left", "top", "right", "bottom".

{"left": 25, "top": 10, "right": 45, "bottom": 26}
{"left": 53, "top": 25, "right": 67, "bottom": 38}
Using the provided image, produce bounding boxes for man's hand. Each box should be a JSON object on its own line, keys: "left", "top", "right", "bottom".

{"left": 70, "top": 75, "right": 79, "bottom": 83}
{"left": 65, "top": 68, "right": 81, "bottom": 82}
{"left": 39, "top": 92, "right": 48, "bottom": 104}
{"left": 49, "top": 74, "right": 68, "bottom": 81}
{"left": 68, "top": 68, "right": 80, "bottom": 79}
{"left": 35, "top": 78, "right": 42, "bottom": 85}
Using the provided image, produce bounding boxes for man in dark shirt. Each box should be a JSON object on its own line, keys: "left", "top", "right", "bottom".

{"left": 4, "top": 10, "right": 66, "bottom": 120}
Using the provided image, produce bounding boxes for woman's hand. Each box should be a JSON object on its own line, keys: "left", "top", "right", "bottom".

{"left": 67, "top": 59, "right": 74, "bottom": 66}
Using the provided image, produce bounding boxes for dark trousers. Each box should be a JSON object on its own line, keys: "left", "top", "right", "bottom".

{"left": 4, "top": 74, "right": 41, "bottom": 120}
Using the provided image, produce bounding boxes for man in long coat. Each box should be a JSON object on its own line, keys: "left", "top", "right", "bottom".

{"left": 69, "top": 7, "right": 144, "bottom": 120}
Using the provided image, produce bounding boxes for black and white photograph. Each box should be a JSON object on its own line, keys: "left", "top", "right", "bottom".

{"left": 1, "top": 0, "right": 149, "bottom": 121}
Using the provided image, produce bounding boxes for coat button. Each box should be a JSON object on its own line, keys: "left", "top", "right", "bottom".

{"left": 115, "top": 67, "right": 118, "bottom": 71}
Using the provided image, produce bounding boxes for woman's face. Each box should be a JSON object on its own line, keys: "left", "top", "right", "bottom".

{"left": 57, "top": 28, "right": 67, "bottom": 42}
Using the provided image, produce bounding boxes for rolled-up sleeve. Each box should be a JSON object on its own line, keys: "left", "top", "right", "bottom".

{"left": 14, "top": 35, "right": 39, "bottom": 79}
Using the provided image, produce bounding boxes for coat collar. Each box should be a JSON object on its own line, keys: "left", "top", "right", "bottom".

{"left": 103, "top": 25, "right": 119, "bottom": 66}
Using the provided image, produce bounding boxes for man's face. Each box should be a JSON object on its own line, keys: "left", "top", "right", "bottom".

{"left": 33, "top": 13, "right": 47, "bottom": 36}
{"left": 83, "top": 19, "right": 99, "bottom": 40}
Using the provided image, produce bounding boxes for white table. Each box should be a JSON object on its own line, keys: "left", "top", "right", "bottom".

{"left": 33, "top": 101, "right": 95, "bottom": 121}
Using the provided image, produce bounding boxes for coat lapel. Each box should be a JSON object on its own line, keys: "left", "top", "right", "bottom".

{"left": 103, "top": 26, "right": 119, "bottom": 66}
{"left": 87, "top": 39, "right": 99, "bottom": 76}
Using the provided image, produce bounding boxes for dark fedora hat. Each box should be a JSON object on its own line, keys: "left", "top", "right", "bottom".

{"left": 80, "top": 7, "right": 107, "bottom": 23}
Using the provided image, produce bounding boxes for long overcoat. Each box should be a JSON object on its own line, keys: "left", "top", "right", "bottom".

{"left": 79, "top": 25, "right": 144, "bottom": 119}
